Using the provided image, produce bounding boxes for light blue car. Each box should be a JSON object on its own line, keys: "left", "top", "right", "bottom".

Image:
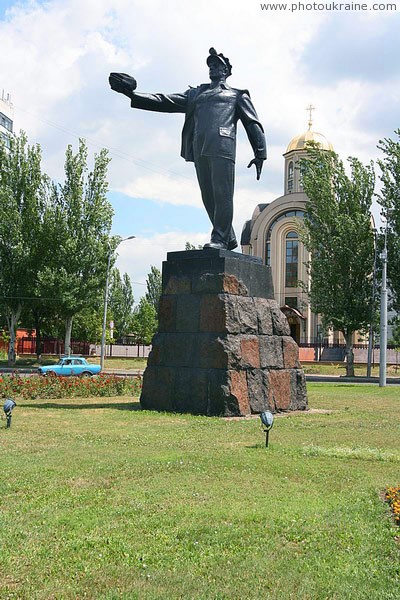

{"left": 37, "top": 356, "right": 101, "bottom": 377}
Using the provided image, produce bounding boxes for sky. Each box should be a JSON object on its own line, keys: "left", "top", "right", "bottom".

{"left": 1, "top": 0, "right": 399, "bottom": 302}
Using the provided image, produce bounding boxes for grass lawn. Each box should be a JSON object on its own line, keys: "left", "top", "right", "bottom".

{"left": 0, "top": 384, "right": 399, "bottom": 599}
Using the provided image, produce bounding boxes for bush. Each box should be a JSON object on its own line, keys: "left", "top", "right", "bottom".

{"left": 0, "top": 373, "right": 142, "bottom": 400}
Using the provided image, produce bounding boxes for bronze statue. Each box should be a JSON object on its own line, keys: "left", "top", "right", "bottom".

{"left": 109, "top": 48, "right": 267, "bottom": 250}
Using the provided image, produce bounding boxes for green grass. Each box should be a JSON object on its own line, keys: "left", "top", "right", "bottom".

{"left": 0, "top": 385, "right": 399, "bottom": 599}
{"left": 302, "top": 362, "right": 400, "bottom": 377}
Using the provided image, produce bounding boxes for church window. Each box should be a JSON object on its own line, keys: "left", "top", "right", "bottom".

{"left": 287, "top": 161, "right": 294, "bottom": 193}
{"left": 285, "top": 231, "right": 298, "bottom": 287}
{"left": 265, "top": 211, "right": 304, "bottom": 267}
{"left": 285, "top": 296, "right": 298, "bottom": 308}
{"left": 266, "top": 230, "right": 271, "bottom": 265}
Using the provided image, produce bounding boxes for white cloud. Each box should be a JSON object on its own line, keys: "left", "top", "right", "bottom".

{"left": 115, "top": 231, "right": 209, "bottom": 301}
{"left": 1, "top": 0, "right": 398, "bottom": 294}
{"left": 117, "top": 173, "right": 201, "bottom": 207}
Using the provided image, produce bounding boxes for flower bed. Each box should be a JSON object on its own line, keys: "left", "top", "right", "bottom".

{"left": 385, "top": 486, "right": 400, "bottom": 526}
{"left": 0, "top": 373, "right": 142, "bottom": 400}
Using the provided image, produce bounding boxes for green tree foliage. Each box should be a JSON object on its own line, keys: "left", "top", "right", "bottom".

{"left": 0, "top": 132, "right": 49, "bottom": 365}
{"left": 377, "top": 130, "right": 400, "bottom": 310}
{"left": 185, "top": 242, "right": 203, "bottom": 250}
{"left": 145, "top": 265, "right": 162, "bottom": 313}
{"left": 300, "top": 144, "right": 375, "bottom": 376}
{"left": 108, "top": 268, "right": 135, "bottom": 340}
{"left": 38, "top": 140, "right": 115, "bottom": 355}
{"left": 131, "top": 297, "right": 157, "bottom": 345}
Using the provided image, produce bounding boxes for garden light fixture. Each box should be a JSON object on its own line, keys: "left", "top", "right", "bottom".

{"left": 260, "top": 411, "right": 274, "bottom": 448}
{"left": 3, "top": 398, "right": 16, "bottom": 428}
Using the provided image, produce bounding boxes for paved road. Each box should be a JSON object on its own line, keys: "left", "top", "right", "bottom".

{"left": 1, "top": 367, "right": 400, "bottom": 385}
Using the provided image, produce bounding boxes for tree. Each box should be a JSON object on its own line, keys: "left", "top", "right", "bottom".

{"left": 38, "top": 139, "right": 115, "bottom": 355}
{"left": 0, "top": 132, "right": 49, "bottom": 365}
{"left": 377, "top": 130, "right": 400, "bottom": 310}
{"left": 300, "top": 144, "right": 375, "bottom": 376}
{"left": 131, "top": 297, "right": 157, "bottom": 345}
{"left": 185, "top": 242, "right": 203, "bottom": 250}
{"left": 145, "top": 265, "right": 162, "bottom": 313}
{"left": 108, "top": 268, "right": 135, "bottom": 340}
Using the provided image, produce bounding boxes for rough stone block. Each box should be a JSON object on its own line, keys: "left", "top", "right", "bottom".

{"left": 246, "top": 369, "right": 271, "bottom": 413}
{"left": 173, "top": 368, "right": 209, "bottom": 414}
{"left": 198, "top": 334, "right": 241, "bottom": 369}
{"left": 240, "top": 336, "right": 260, "bottom": 369}
{"left": 269, "top": 300, "right": 291, "bottom": 336}
{"left": 282, "top": 336, "right": 300, "bottom": 368}
{"left": 236, "top": 297, "right": 258, "bottom": 333}
{"left": 140, "top": 366, "right": 175, "bottom": 411}
{"left": 254, "top": 298, "right": 273, "bottom": 335}
{"left": 149, "top": 333, "right": 197, "bottom": 368}
{"left": 199, "top": 295, "right": 226, "bottom": 332}
{"left": 291, "top": 369, "right": 308, "bottom": 411}
{"left": 268, "top": 370, "right": 292, "bottom": 411}
{"left": 158, "top": 296, "right": 176, "bottom": 332}
{"left": 164, "top": 275, "right": 191, "bottom": 295}
{"left": 222, "top": 274, "right": 249, "bottom": 296}
{"left": 259, "top": 336, "right": 284, "bottom": 369}
{"left": 228, "top": 370, "right": 251, "bottom": 416}
{"left": 176, "top": 294, "right": 200, "bottom": 332}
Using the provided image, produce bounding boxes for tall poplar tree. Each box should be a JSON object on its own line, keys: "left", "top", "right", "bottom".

{"left": 377, "top": 130, "right": 400, "bottom": 310}
{"left": 108, "top": 268, "right": 135, "bottom": 339}
{"left": 38, "top": 140, "right": 115, "bottom": 355}
{"left": 0, "top": 132, "right": 48, "bottom": 365}
{"left": 300, "top": 144, "right": 375, "bottom": 376}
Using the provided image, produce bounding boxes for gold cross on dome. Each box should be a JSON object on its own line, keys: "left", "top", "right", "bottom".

{"left": 306, "top": 104, "right": 316, "bottom": 130}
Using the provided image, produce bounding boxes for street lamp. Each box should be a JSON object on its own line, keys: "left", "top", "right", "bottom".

{"left": 100, "top": 236, "right": 136, "bottom": 371}
{"left": 379, "top": 217, "right": 388, "bottom": 387}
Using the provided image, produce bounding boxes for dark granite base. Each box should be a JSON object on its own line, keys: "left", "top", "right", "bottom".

{"left": 140, "top": 249, "right": 308, "bottom": 416}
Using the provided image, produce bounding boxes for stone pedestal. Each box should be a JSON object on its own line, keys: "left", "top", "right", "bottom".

{"left": 140, "top": 249, "right": 308, "bottom": 416}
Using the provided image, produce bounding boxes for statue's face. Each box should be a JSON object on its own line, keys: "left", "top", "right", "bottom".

{"left": 208, "top": 59, "right": 227, "bottom": 81}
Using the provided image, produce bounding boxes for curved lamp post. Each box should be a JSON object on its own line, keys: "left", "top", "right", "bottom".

{"left": 100, "top": 236, "right": 136, "bottom": 371}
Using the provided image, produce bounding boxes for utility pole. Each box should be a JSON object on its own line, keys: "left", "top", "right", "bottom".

{"left": 379, "top": 221, "right": 388, "bottom": 387}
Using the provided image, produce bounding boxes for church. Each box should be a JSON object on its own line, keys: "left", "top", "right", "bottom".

{"left": 240, "top": 108, "right": 337, "bottom": 347}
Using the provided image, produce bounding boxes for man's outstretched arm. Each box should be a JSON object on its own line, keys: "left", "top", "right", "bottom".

{"left": 109, "top": 72, "right": 187, "bottom": 114}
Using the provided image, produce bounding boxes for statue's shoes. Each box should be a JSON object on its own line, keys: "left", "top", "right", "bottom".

{"left": 203, "top": 242, "right": 227, "bottom": 250}
{"left": 227, "top": 239, "right": 238, "bottom": 250}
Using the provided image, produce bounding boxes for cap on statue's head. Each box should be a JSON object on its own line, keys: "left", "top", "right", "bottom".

{"left": 206, "top": 47, "right": 232, "bottom": 77}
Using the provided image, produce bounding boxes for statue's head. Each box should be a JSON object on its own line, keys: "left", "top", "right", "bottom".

{"left": 207, "top": 47, "right": 232, "bottom": 80}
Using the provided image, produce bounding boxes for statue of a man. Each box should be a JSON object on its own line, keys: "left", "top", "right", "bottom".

{"left": 109, "top": 48, "right": 267, "bottom": 250}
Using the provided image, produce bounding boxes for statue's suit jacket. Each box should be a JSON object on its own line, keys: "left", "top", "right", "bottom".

{"left": 130, "top": 83, "right": 266, "bottom": 164}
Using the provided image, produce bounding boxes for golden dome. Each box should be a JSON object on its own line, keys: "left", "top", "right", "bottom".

{"left": 285, "top": 129, "right": 334, "bottom": 153}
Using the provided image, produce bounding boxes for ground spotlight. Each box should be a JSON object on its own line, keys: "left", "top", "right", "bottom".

{"left": 3, "top": 398, "right": 16, "bottom": 429}
{"left": 260, "top": 411, "right": 274, "bottom": 448}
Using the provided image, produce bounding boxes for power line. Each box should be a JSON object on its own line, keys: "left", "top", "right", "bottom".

{"left": 13, "top": 104, "right": 193, "bottom": 182}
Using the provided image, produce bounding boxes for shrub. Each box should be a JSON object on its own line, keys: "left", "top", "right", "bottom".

{"left": 0, "top": 373, "right": 142, "bottom": 400}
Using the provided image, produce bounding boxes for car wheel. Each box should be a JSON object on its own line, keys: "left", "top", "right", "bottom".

{"left": 46, "top": 371, "right": 57, "bottom": 377}
{"left": 81, "top": 371, "right": 92, "bottom": 377}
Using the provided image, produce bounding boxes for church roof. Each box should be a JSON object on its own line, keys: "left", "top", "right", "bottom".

{"left": 240, "top": 220, "right": 252, "bottom": 245}
{"left": 285, "top": 105, "right": 334, "bottom": 154}
{"left": 285, "top": 129, "right": 334, "bottom": 153}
